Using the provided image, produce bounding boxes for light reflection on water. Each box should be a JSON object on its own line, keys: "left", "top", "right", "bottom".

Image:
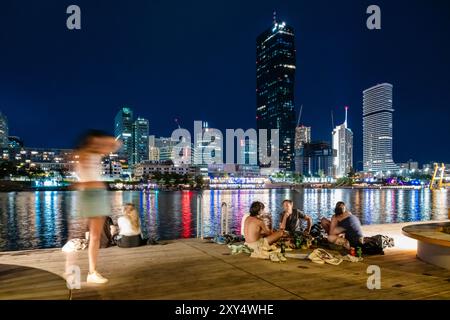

{"left": 0, "top": 188, "right": 448, "bottom": 251}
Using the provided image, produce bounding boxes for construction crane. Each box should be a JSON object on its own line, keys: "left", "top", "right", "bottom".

{"left": 174, "top": 118, "right": 181, "bottom": 129}
{"left": 429, "top": 163, "right": 449, "bottom": 190}
{"left": 296, "top": 105, "right": 303, "bottom": 127}
{"left": 331, "top": 109, "right": 334, "bottom": 129}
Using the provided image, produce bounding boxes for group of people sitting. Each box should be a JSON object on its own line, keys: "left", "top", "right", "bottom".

{"left": 241, "top": 199, "right": 365, "bottom": 254}
{"left": 110, "top": 199, "right": 365, "bottom": 253}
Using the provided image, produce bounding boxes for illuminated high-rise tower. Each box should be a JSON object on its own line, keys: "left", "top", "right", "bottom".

{"left": 114, "top": 107, "right": 134, "bottom": 164}
{"left": 0, "top": 111, "right": 9, "bottom": 149}
{"left": 132, "top": 117, "right": 149, "bottom": 165}
{"left": 363, "top": 83, "right": 398, "bottom": 173}
{"left": 295, "top": 126, "right": 311, "bottom": 150}
{"left": 332, "top": 107, "right": 353, "bottom": 177}
{"left": 256, "top": 13, "right": 296, "bottom": 171}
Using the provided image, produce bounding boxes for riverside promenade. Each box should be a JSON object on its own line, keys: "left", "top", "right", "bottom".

{"left": 1, "top": 222, "right": 450, "bottom": 300}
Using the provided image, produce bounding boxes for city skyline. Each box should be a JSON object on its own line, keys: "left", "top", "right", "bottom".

{"left": 1, "top": 1, "right": 450, "bottom": 167}
{"left": 0, "top": 91, "right": 447, "bottom": 171}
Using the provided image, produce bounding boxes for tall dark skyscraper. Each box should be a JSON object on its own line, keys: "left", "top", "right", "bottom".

{"left": 114, "top": 107, "right": 134, "bottom": 164}
{"left": 256, "top": 14, "right": 296, "bottom": 171}
{"left": 132, "top": 117, "right": 149, "bottom": 165}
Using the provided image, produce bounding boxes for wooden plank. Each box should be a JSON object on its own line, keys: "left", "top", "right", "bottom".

{"left": 0, "top": 264, "right": 68, "bottom": 300}
{"left": 1, "top": 233, "right": 450, "bottom": 300}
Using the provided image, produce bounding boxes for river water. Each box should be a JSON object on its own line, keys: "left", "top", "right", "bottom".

{"left": 0, "top": 188, "right": 448, "bottom": 251}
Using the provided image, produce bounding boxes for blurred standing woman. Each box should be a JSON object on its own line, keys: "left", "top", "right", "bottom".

{"left": 75, "top": 130, "right": 121, "bottom": 284}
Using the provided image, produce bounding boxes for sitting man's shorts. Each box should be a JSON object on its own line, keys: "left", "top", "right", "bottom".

{"left": 245, "top": 238, "right": 272, "bottom": 259}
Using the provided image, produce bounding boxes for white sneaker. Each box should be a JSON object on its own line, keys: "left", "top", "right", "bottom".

{"left": 87, "top": 271, "right": 108, "bottom": 284}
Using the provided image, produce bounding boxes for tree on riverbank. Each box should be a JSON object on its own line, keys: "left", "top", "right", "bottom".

{"left": 145, "top": 172, "right": 201, "bottom": 189}
{"left": 292, "top": 173, "right": 303, "bottom": 184}
{"left": 0, "top": 161, "right": 16, "bottom": 179}
{"left": 1, "top": 160, "right": 49, "bottom": 181}
{"left": 194, "top": 175, "right": 206, "bottom": 189}
{"left": 335, "top": 176, "right": 354, "bottom": 187}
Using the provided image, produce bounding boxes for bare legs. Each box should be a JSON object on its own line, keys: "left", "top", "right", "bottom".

{"left": 320, "top": 217, "right": 331, "bottom": 234}
{"left": 88, "top": 216, "right": 105, "bottom": 274}
{"left": 320, "top": 217, "right": 350, "bottom": 249}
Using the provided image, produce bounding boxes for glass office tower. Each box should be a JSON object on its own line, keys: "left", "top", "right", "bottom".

{"left": 363, "top": 83, "right": 398, "bottom": 173}
{"left": 256, "top": 16, "right": 296, "bottom": 171}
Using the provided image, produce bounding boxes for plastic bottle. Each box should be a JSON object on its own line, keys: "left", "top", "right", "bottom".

{"left": 295, "top": 237, "right": 301, "bottom": 249}
{"left": 357, "top": 247, "right": 362, "bottom": 258}
{"left": 350, "top": 247, "right": 356, "bottom": 256}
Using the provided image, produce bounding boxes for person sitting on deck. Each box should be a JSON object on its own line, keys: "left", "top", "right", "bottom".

{"left": 241, "top": 207, "right": 273, "bottom": 239}
{"left": 320, "top": 201, "right": 364, "bottom": 250}
{"left": 279, "top": 199, "right": 312, "bottom": 235}
{"left": 100, "top": 216, "right": 116, "bottom": 248}
{"left": 244, "top": 201, "right": 286, "bottom": 257}
{"left": 116, "top": 203, "right": 143, "bottom": 248}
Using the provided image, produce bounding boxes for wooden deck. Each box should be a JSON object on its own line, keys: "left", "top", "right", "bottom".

{"left": 1, "top": 222, "right": 450, "bottom": 300}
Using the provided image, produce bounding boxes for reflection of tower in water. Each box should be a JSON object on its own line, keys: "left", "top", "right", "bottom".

{"left": 144, "top": 191, "right": 159, "bottom": 240}
{"left": 421, "top": 189, "right": 431, "bottom": 220}
{"left": 199, "top": 190, "right": 223, "bottom": 236}
{"left": 431, "top": 189, "right": 448, "bottom": 220}
{"left": 362, "top": 189, "right": 375, "bottom": 224}
{"left": 196, "top": 192, "right": 202, "bottom": 238}
{"left": 384, "top": 189, "right": 393, "bottom": 224}
{"left": 111, "top": 191, "right": 124, "bottom": 215}
{"left": 181, "top": 191, "right": 192, "bottom": 238}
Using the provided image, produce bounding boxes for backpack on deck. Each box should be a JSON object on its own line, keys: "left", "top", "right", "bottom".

{"left": 362, "top": 234, "right": 395, "bottom": 255}
{"left": 310, "top": 223, "right": 325, "bottom": 239}
{"left": 100, "top": 216, "right": 115, "bottom": 248}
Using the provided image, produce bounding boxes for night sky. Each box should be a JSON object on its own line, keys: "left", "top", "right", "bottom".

{"left": 0, "top": 0, "right": 449, "bottom": 169}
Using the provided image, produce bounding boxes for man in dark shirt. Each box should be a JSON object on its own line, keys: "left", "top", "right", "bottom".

{"left": 279, "top": 200, "right": 312, "bottom": 235}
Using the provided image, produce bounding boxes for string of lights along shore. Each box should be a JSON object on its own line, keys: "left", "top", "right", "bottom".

{"left": 0, "top": 14, "right": 446, "bottom": 181}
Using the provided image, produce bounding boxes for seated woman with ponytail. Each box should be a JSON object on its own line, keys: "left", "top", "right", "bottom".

{"left": 116, "top": 203, "right": 143, "bottom": 248}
